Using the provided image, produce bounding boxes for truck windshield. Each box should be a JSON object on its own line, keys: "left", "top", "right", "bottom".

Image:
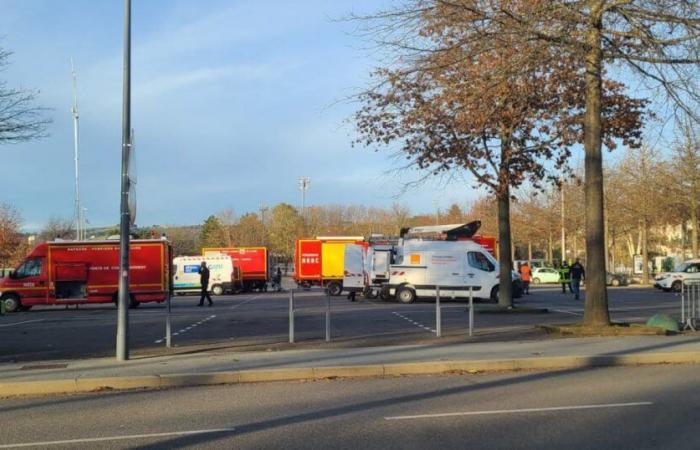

{"left": 468, "top": 252, "right": 495, "bottom": 272}
{"left": 14, "top": 258, "right": 43, "bottom": 279}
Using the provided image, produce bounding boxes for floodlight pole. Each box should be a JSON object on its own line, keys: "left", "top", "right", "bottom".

{"left": 298, "top": 177, "right": 310, "bottom": 218}
{"left": 71, "top": 59, "right": 82, "bottom": 241}
{"left": 116, "top": 0, "right": 132, "bottom": 362}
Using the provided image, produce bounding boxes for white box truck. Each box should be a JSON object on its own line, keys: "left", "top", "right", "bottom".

{"left": 173, "top": 255, "right": 235, "bottom": 296}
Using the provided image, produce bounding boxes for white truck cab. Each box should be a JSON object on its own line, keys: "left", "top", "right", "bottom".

{"left": 383, "top": 239, "right": 503, "bottom": 303}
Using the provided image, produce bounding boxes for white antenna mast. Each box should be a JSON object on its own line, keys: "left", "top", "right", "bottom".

{"left": 71, "top": 58, "right": 83, "bottom": 240}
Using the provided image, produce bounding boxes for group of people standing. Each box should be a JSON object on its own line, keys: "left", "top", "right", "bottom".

{"left": 558, "top": 259, "right": 586, "bottom": 300}
{"left": 517, "top": 259, "right": 586, "bottom": 300}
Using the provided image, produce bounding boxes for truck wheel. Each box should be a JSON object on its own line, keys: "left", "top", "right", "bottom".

{"left": 211, "top": 285, "right": 224, "bottom": 296}
{"left": 490, "top": 285, "right": 499, "bottom": 303}
{"left": 327, "top": 281, "right": 343, "bottom": 297}
{"left": 2, "top": 295, "right": 21, "bottom": 313}
{"left": 672, "top": 281, "right": 683, "bottom": 293}
{"left": 396, "top": 286, "right": 416, "bottom": 304}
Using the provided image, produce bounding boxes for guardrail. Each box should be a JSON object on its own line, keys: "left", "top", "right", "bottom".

{"left": 681, "top": 281, "right": 700, "bottom": 331}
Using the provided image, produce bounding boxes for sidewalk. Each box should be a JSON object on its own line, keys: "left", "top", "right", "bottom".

{"left": 1, "top": 334, "right": 699, "bottom": 397}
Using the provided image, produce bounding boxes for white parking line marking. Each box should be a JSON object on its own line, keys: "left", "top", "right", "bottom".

{"left": 154, "top": 314, "right": 216, "bottom": 343}
{"left": 551, "top": 309, "right": 583, "bottom": 316}
{"left": 0, "top": 319, "right": 44, "bottom": 328}
{"left": 0, "top": 427, "right": 237, "bottom": 448}
{"left": 392, "top": 312, "right": 437, "bottom": 333}
{"left": 230, "top": 294, "right": 262, "bottom": 310}
{"left": 385, "top": 402, "right": 653, "bottom": 420}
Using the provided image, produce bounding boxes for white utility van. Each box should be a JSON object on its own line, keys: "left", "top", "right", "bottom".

{"left": 173, "top": 255, "right": 234, "bottom": 296}
{"left": 383, "top": 239, "right": 511, "bottom": 303}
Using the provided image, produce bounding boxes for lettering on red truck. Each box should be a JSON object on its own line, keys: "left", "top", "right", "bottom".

{"left": 0, "top": 239, "right": 172, "bottom": 313}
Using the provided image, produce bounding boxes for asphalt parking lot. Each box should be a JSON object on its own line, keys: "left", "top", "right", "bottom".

{"left": 0, "top": 285, "right": 684, "bottom": 363}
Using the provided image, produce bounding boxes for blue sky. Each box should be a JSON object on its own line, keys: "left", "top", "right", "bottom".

{"left": 0, "top": 0, "right": 480, "bottom": 231}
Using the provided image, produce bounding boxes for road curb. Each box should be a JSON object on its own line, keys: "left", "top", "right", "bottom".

{"left": 1, "top": 351, "right": 699, "bottom": 398}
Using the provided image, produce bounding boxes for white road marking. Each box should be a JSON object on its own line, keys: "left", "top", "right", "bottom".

{"left": 392, "top": 311, "right": 437, "bottom": 333}
{"left": 230, "top": 294, "right": 262, "bottom": 310}
{"left": 0, "top": 319, "right": 44, "bottom": 328}
{"left": 0, "top": 427, "right": 237, "bottom": 448}
{"left": 550, "top": 309, "right": 583, "bottom": 316}
{"left": 154, "top": 314, "right": 216, "bottom": 343}
{"left": 385, "top": 402, "right": 653, "bottom": 421}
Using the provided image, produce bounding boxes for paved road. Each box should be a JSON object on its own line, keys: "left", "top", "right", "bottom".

{"left": 0, "top": 364, "right": 697, "bottom": 449}
{"left": 0, "top": 285, "right": 682, "bottom": 362}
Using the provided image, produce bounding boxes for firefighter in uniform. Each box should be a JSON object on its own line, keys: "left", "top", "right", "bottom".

{"left": 559, "top": 261, "right": 572, "bottom": 294}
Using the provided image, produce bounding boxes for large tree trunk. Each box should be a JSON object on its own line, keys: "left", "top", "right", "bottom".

{"left": 497, "top": 190, "right": 514, "bottom": 308}
{"left": 583, "top": 3, "right": 610, "bottom": 326}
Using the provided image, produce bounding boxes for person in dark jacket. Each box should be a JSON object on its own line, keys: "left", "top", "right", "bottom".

{"left": 559, "top": 261, "right": 572, "bottom": 294}
{"left": 570, "top": 259, "right": 586, "bottom": 300}
{"left": 198, "top": 261, "right": 213, "bottom": 307}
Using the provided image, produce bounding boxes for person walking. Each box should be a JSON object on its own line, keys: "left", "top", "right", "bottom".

{"left": 570, "top": 259, "right": 586, "bottom": 300}
{"left": 198, "top": 261, "right": 213, "bottom": 307}
{"left": 519, "top": 262, "right": 532, "bottom": 295}
{"left": 273, "top": 267, "right": 282, "bottom": 292}
{"left": 558, "top": 261, "right": 572, "bottom": 294}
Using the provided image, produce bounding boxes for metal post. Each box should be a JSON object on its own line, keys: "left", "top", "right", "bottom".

{"left": 469, "top": 286, "right": 474, "bottom": 337}
{"left": 116, "top": 0, "right": 131, "bottom": 362}
{"left": 325, "top": 289, "right": 331, "bottom": 342}
{"left": 165, "top": 291, "right": 172, "bottom": 348}
{"left": 71, "top": 59, "right": 82, "bottom": 241}
{"left": 289, "top": 289, "right": 295, "bottom": 344}
{"left": 435, "top": 286, "right": 441, "bottom": 338}
{"left": 682, "top": 282, "right": 686, "bottom": 325}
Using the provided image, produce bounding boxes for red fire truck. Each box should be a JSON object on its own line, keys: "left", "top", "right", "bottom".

{"left": 294, "top": 237, "right": 366, "bottom": 296}
{"left": 0, "top": 240, "right": 171, "bottom": 312}
{"left": 202, "top": 247, "right": 269, "bottom": 292}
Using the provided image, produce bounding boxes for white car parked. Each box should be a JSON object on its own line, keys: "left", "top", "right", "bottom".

{"left": 654, "top": 259, "right": 700, "bottom": 292}
{"left": 531, "top": 267, "right": 560, "bottom": 284}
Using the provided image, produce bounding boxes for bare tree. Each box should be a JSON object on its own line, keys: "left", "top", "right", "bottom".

{"left": 0, "top": 48, "right": 50, "bottom": 144}
{"left": 353, "top": 1, "right": 647, "bottom": 307}
{"left": 38, "top": 217, "right": 74, "bottom": 242}
{"left": 668, "top": 117, "right": 700, "bottom": 258}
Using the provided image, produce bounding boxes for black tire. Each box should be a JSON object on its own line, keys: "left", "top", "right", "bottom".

{"left": 211, "top": 284, "right": 224, "bottom": 296}
{"left": 490, "top": 285, "right": 499, "bottom": 303}
{"left": 327, "top": 281, "right": 343, "bottom": 297}
{"left": 672, "top": 281, "right": 682, "bottom": 293}
{"left": 532, "top": 278, "right": 541, "bottom": 285}
{"left": 396, "top": 286, "right": 416, "bottom": 304}
{"left": 611, "top": 278, "right": 620, "bottom": 287}
{"left": 2, "top": 295, "right": 21, "bottom": 313}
